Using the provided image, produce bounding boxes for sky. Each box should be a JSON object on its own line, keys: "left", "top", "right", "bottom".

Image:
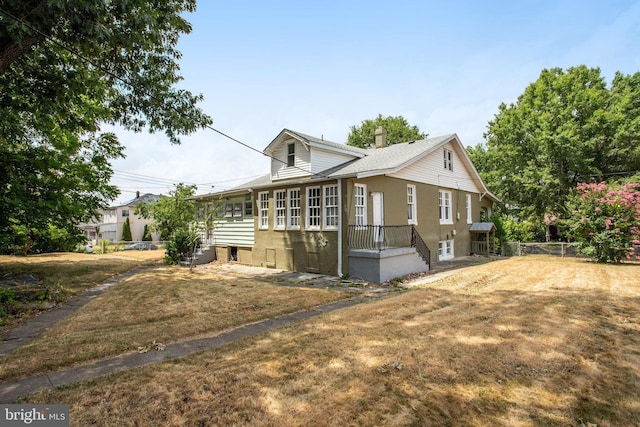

{"left": 109, "top": 0, "right": 640, "bottom": 204}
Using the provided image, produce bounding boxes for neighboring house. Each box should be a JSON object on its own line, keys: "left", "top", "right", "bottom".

{"left": 193, "top": 128, "right": 499, "bottom": 282}
{"left": 82, "top": 192, "right": 161, "bottom": 243}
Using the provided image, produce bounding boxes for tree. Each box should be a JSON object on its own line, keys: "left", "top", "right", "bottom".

{"left": 0, "top": 1, "right": 211, "bottom": 253}
{"left": 121, "top": 217, "right": 132, "bottom": 242}
{"left": 472, "top": 66, "right": 640, "bottom": 227}
{"left": 347, "top": 114, "right": 427, "bottom": 148}
{"left": 142, "top": 224, "right": 152, "bottom": 242}
{"left": 135, "top": 183, "right": 197, "bottom": 241}
{"left": 565, "top": 180, "right": 640, "bottom": 263}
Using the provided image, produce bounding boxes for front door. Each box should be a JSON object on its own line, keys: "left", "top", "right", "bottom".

{"left": 372, "top": 192, "right": 384, "bottom": 243}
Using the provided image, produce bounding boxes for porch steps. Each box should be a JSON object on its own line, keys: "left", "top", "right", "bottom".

{"left": 181, "top": 244, "right": 217, "bottom": 267}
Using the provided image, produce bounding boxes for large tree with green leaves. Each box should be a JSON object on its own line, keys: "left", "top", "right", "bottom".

{"left": 468, "top": 66, "right": 640, "bottom": 228}
{"left": 347, "top": 114, "right": 427, "bottom": 148}
{"left": 0, "top": 0, "right": 211, "bottom": 253}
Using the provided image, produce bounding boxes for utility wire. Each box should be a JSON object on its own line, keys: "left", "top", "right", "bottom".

{"left": 0, "top": 7, "right": 331, "bottom": 180}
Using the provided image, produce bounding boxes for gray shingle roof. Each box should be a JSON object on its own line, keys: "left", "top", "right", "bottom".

{"left": 194, "top": 129, "right": 499, "bottom": 203}
{"left": 283, "top": 129, "right": 369, "bottom": 155}
{"left": 265, "top": 129, "right": 368, "bottom": 157}
{"left": 326, "top": 134, "right": 455, "bottom": 178}
{"left": 116, "top": 193, "right": 162, "bottom": 207}
{"left": 469, "top": 222, "right": 496, "bottom": 232}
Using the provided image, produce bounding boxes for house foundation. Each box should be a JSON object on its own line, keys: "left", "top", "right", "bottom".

{"left": 348, "top": 247, "right": 429, "bottom": 283}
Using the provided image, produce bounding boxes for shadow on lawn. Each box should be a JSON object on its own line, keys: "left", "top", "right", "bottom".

{"left": 18, "top": 275, "right": 640, "bottom": 427}
{"left": 352, "top": 286, "right": 640, "bottom": 426}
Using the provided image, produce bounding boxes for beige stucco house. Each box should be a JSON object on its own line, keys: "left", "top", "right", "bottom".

{"left": 193, "top": 128, "right": 499, "bottom": 282}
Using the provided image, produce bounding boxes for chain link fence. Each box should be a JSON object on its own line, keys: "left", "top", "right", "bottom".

{"left": 502, "top": 242, "right": 581, "bottom": 257}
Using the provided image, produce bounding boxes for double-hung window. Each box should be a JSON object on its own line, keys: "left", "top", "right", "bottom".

{"left": 439, "top": 190, "right": 452, "bottom": 224}
{"left": 287, "top": 143, "right": 295, "bottom": 167}
{"left": 306, "top": 187, "right": 321, "bottom": 230}
{"left": 354, "top": 184, "right": 367, "bottom": 227}
{"left": 407, "top": 184, "right": 417, "bottom": 225}
{"left": 287, "top": 188, "right": 301, "bottom": 229}
{"left": 443, "top": 148, "right": 453, "bottom": 171}
{"left": 258, "top": 192, "right": 269, "bottom": 230}
{"left": 274, "top": 190, "right": 287, "bottom": 230}
{"left": 323, "top": 185, "right": 339, "bottom": 230}
{"left": 466, "top": 194, "right": 472, "bottom": 224}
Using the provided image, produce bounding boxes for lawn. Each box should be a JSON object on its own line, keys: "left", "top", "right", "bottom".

{"left": 0, "top": 251, "right": 164, "bottom": 294}
{"left": 0, "top": 264, "right": 349, "bottom": 382}
{"left": 0, "top": 251, "right": 165, "bottom": 332}
{"left": 21, "top": 256, "right": 640, "bottom": 426}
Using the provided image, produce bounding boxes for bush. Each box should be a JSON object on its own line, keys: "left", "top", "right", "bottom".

{"left": 142, "top": 224, "right": 152, "bottom": 241}
{"left": 0, "top": 223, "right": 82, "bottom": 255}
{"left": 122, "top": 217, "right": 132, "bottom": 241}
{"left": 164, "top": 229, "right": 200, "bottom": 265}
{"left": 565, "top": 181, "right": 640, "bottom": 263}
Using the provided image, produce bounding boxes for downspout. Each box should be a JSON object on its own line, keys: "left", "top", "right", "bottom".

{"left": 337, "top": 178, "right": 343, "bottom": 277}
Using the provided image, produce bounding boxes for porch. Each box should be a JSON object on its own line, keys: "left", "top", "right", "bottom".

{"left": 347, "top": 225, "right": 431, "bottom": 283}
{"left": 469, "top": 222, "right": 497, "bottom": 256}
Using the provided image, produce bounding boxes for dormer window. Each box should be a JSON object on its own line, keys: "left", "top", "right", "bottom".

{"left": 443, "top": 148, "right": 453, "bottom": 171}
{"left": 287, "top": 143, "right": 295, "bottom": 167}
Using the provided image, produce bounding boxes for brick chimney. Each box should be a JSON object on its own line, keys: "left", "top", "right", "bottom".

{"left": 374, "top": 126, "right": 387, "bottom": 149}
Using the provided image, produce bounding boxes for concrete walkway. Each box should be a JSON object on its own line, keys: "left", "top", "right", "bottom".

{"left": 0, "top": 257, "right": 496, "bottom": 402}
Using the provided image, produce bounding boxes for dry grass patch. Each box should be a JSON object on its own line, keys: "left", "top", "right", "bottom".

{"left": 0, "top": 251, "right": 165, "bottom": 332}
{"left": 24, "top": 256, "right": 640, "bottom": 426}
{"left": 0, "top": 251, "right": 164, "bottom": 294}
{"left": 0, "top": 266, "right": 349, "bottom": 381}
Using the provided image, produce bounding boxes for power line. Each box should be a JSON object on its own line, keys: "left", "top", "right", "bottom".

{"left": 0, "top": 7, "right": 331, "bottom": 180}
{"left": 112, "top": 170, "right": 266, "bottom": 189}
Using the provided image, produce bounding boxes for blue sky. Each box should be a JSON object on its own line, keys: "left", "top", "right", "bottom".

{"left": 110, "top": 0, "right": 640, "bottom": 203}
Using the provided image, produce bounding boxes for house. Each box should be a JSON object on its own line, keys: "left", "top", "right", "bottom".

{"left": 193, "top": 128, "right": 499, "bottom": 282}
{"left": 82, "top": 192, "right": 161, "bottom": 243}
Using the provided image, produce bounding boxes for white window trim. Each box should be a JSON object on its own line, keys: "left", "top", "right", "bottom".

{"left": 354, "top": 183, "right": 367, "bottom": 227}
{"left": 323, "top": 184, "right": 339, "bottom": 230}
{"left": 439, "top": 190, "right": 453, "bottom": 225}
{"left": 258, "top": 191, "right": 269, "bottom": 230}
{"left": 466, "top": 194, "right": 472, "bottom": 224}
{"left": 306, "top": 186, "right": 321, "bottom": 230}
{"left": 438, "top": 239, "right": 454, "bottom": 260}
{"left": 287, "top": 142, "right": 295, "bottom": 167}
{"left": 443, "top": 148, "right": 453, "bottom": 171}
{"left": 287, "top": 188, "right": 301, "bottom": 230}
{"left": 274, "top": 189, "right": 287, "bottom": 230}
{"left": 407, "top": 184, "right": 417, "bottom": 225}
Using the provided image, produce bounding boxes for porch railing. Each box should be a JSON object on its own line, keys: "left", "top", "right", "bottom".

{"left": 347, "top": 225, "right": 430, "bottom": 267}
{"left": 347, "top": 225, "right": 411, "bottom": 250}
{"left": 411, "top": 227, "right": 431, "bottom": 265}
{"left": 471, "top": 240, "right": 495, "bottom": 255}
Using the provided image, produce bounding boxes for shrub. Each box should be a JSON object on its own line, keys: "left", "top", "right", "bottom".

{"left": 122, "top": 217, "right": 132, "bottom": 241}
{"left": 142, "top": 224, "right": 152, "bottom": 241}
{"left": 565, "top": 181, "right": 640, "bottom": 263}
{"left": 164, "top": 229, "right": 200, "bottom": 265}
